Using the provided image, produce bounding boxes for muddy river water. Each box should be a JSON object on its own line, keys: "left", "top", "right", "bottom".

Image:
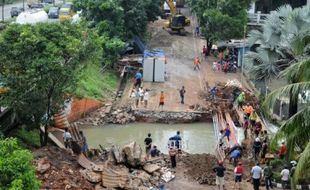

{"left": 82, "top": 123, "right": 217, "bottom": 154}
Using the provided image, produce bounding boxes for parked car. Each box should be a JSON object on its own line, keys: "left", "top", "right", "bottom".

{"left": 43, "top": 0, "right": 54, "bottom": 4}
{"left": 30, "top": 3, "right": 44, "bottom": 9}
{"left": 48, "top": 7, "right": 59, "bottom": 18}
{"left": 10, "top": 7, "right": 24, "bottom": 17}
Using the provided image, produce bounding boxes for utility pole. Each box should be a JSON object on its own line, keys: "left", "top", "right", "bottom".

{"left": 241, "top": 25, "right": 247, "bottom": 86}
{"left": 1, "top": 0, "right": 4, "bottom": 22}
{"left": 22, "top": 0, "right": 25, "bottom": 11}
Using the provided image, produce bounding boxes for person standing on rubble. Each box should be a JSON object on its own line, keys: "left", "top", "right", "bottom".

{"left": 224, "top": 124, "right": 231, "bottom": 142}
{"left": 79, "top": 131, "right": 88, "bottom": 156}
{"left": 251, "top": 163, "right": 262, "bottom": 190}
{"left": 237, "top": 92, "right": 245, "bottom": 109}
{"left": 63, "top": 127, "right": 73, "bottom": 149}
{"left": 144, "top": 133, "right": 152, "bottom": 157}
{"left": 169, "top": 146, "right": 177, "bottom": 168}
{"left": 179, "top": 86, "right": 186, "bottom": 104}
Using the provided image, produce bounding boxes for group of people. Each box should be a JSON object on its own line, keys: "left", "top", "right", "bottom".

{"left": 63, "top": 128, "right": 88, "bottom": 156}
{"left": 144, "top": 131, "right": 182, "bottom": 169}
{"left": 133, "top": 86, "right": 150, "bottom": 108}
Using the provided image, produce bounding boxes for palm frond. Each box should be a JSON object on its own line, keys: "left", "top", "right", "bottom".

{"left": 248, "top": 30, "right": 264, "bottom": 46}
{"left": 280, "top": 58, "right": 310, "bottom": 82}
{"left": 294, "top": 141, "right": 310, "bottom": 184}
{"left": 263, "top": 82, "right": 310, "bottom": 110}
{"left": 271, "top": 106, "right": 310, "bottom": 158}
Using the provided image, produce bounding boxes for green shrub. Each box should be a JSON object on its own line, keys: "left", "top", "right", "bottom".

{"left": 0, "top": 138, "right": 40, "bottom": 190}
{"left": 272, "top": 171, "right": 282, "bottom": 182}
{"left": 15, "top": 127, "right": 41, "bottom": 147}
{"left": 270, "top": 158, "right": 285, "bottom": 169}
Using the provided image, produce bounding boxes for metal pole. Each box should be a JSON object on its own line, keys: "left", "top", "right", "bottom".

{"left": 22, "top": 0, "right": 25, "bottom": 11}
{"left": 241, "top": 25, "right": 247, "bottom": 86}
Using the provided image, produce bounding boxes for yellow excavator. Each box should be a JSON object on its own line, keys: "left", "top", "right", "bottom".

{"left": 164, "top": 0, "right": 190, "bottom": 35}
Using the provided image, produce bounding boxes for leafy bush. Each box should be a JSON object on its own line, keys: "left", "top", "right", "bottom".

{"left": 15, "top": 127, "right": 41, "bottom": 147}
{"left": 270, "top": 158, "right": 285, "bottom": 170}
{"left": 0, "top": 138, "right": 40, "bottom": 190}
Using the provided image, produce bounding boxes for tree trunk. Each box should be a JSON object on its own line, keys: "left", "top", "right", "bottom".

{"left": 206, "top": 38, "right": 212, "bottom": 56}
{"left": 288, "top": 88, "right": 298, "bottom": 117}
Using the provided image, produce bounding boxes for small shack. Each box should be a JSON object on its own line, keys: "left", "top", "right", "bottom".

{"left": 143, "top": 49, "right": 166, "bottom": 82}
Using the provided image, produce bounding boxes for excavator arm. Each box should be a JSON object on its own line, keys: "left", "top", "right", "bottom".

{"left": 165, "top": 0, "right": 177, "bottom": 16}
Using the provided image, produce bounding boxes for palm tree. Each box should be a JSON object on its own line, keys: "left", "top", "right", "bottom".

{"left": 264, "top": 58, "right": 310, "bottom": 183}
{"left": 246, "top": 5, "right": 310, "bottom": 117}
{"left": 246, "top": 5, "right": 310, "bottom": 183}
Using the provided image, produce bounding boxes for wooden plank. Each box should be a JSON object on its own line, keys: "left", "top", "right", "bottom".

{"left": 40, "top": 126, "right": 65, "bottom": 149}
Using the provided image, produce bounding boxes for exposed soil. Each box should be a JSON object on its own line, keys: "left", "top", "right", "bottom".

{"left": 33, "top": 146, "right": 95, "bottom": 190}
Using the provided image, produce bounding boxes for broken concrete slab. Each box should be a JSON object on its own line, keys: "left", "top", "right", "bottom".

{"left": 143, "top": 163, "right": 161, "bottom": 174}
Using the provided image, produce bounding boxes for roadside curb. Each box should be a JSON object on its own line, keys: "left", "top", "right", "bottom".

{"left": 272, "top": 182, "right": 310, "bottom": 190}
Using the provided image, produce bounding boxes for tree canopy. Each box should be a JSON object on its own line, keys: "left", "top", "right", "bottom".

{"left": 0, "top": 138, "right": 40, "bottom": 190}
{"left": 0, "top": 22, "right": 101, "bottom": 144}
{"left": 187, "top": 0, "right": 250, "bottom": 52}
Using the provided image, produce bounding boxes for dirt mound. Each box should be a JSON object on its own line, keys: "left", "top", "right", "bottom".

{"left": 148, "top": 20, "right": 173, "bottom": 48}
{"left": 33, "top": 146, "right": 94, "bottom": 190}
{"left": 181, "top": 154, "right": 218, "bottom": 185}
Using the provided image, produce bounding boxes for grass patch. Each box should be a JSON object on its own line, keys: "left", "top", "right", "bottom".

{"left": 14, "top": 127, "right": 41, "bottom": 148}
{"left": 72, "top": 63, "right": 119, "bottom": 100}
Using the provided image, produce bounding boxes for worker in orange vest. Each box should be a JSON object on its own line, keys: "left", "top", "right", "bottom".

{"left": 243, "top": 103, "right": 254, "bottom": 118}
{"left": 159, "top": 91, "right": 165, "bottom": 111}
{"left": 194, "top": 57, "right": 200, "bottom": 70}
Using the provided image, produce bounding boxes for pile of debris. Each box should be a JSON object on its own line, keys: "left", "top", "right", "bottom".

{"left": 34, "top": 142, "right": 175, "bottom": 190}
{"left": 181, "top": 154, "right": 218, "bottom": 185}
{"left": 33, "top": 146, "right": 94, "bottom": 189}
{"left": 75, "top": 105, "right": 136, "bottom": 126}
{"left": 106, "top": 107, "right": 136, "bottom": 124}
{"left": 133, "top": 110, "right": 211, "bottom": 123}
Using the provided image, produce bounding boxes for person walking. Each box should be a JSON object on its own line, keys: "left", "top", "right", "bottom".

{"left": 144, "top": 133, "right": 152, "bottom": 157}
{"left": 179, "top": 86, "right": 186, "bottom": 104}
{"left": 251, "top": 163, "right": 262, "bottom": 190}
{"left": 159, "top": 91, "right": 165, "bottom": 111}
{"left": 280, "top": 166, "right": 290, "bottom": 189}
{"left": 202, "top": 45, "right": 207, "bottom": 58}
{"left": 169, "top": 146, "right": 177, "bottom": 168}
{"left": 213, "top": 160, "right": 226, "bottom": 190}
{"left": 224, "top": 124, "right": 231, "bottom": 141}
{"left": 143, "top": 89, "right": 149, "bottom": 108}
{"left": 134, "top": 71, "right": 142, "bottom": 88}
{"left": 261, "top": 140, "right": 268, "bottom": 163}
{"left": 263, "top": 162, "right": 273, "bottom": 190}
{"left": 234, "top": 161, "right": 244, "bottom": 190}
{"left": 194, "top": 57, "right": 201, "bottom": 70}
{"left": 253, "top": 137, "right": 262, "bottom": 161}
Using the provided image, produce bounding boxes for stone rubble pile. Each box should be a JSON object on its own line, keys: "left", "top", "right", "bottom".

{"left": 133, "top": 110, "right": 208, "bottom": 123}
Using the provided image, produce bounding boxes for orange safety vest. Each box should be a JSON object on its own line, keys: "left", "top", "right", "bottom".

{"left": 194, "top": 58, "right": 200, "bottom": 65}
{"left": 244, "top": 105, "right": 253, "bottom": 114}
{"left": 160, "top": 94, "right": 165, "bottom": 103}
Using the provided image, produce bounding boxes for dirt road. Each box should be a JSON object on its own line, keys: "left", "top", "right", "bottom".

{"left": 135, "top": 8, "right": 241, "bottom": 112}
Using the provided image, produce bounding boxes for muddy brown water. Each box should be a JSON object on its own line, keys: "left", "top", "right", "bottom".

{"left": 82, "top": 123, "right": 216, "bottom": 154}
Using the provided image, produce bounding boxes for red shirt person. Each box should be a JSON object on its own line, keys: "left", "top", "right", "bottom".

{"left": 279, "top": 141, "right": 287, "bottom": 159}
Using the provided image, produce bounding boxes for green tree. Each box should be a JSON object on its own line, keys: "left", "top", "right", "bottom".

{"left": 0, "top": 23, "right": 101, "bottom": 145}
{"left": 187, "top": 0, "right": 250, "bottom": 54}
{"left": 0, "top": 138, "right": 40, "bottom": 190}
{"left": 246, "top": 5, "right": 310, "bottom": 183}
